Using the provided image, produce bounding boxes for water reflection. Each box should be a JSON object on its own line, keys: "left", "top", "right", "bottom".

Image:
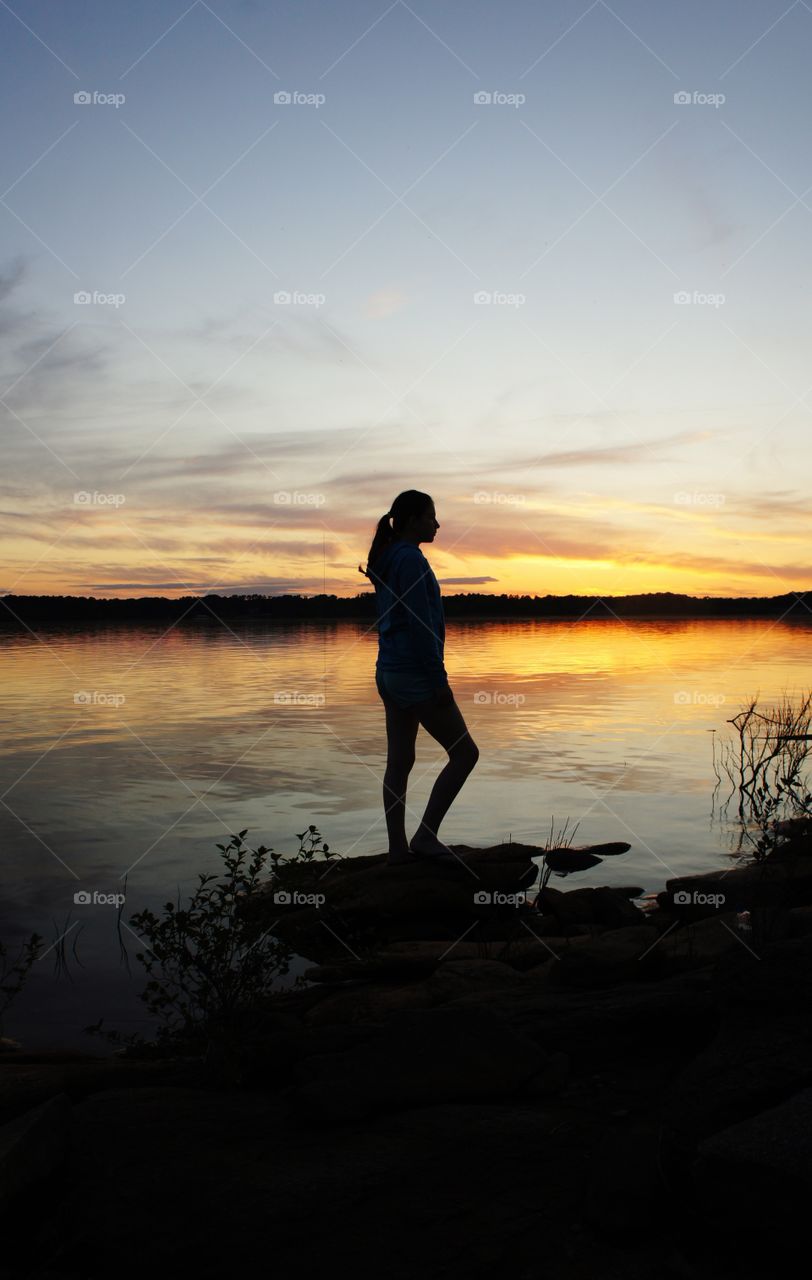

{"left": 0, "top": 616, "right": 809, "bottom": 1048}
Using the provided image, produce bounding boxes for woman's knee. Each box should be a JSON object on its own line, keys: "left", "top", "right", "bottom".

{"left": 450, "top": 736, "right": 479, "bottom": 771}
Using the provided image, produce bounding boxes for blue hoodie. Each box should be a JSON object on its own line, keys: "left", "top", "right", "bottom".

{"left": 371, "top": 539, "right": 448, "bottom": 686}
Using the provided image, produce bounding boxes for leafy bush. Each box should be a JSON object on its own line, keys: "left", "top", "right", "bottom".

{"left": 126, "top": 829, "right": 294, "bottom": 1046}
{"left": 751, "top": 780, "right": 812, "bottom": 862}
{"left": 0, "top": 931, "right": 43, "bottom": 1040}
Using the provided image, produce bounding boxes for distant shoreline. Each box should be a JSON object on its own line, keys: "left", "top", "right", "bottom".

{"left": 1, "top": 589, "right": 811, "bottom": 629}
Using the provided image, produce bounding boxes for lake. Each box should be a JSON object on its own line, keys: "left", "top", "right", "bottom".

{"left": 1, "top": 615, "right": 809, "bottom": 1050}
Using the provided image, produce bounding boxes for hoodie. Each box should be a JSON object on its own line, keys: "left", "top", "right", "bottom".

{"left": 371, "top": 539, "right": 449, "bottom": 687}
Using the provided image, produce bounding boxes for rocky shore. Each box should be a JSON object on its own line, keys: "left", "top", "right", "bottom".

{"left": 3, "top": 820, "right": 812, "bottom": 1279}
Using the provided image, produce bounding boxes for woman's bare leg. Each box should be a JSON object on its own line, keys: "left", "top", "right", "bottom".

{"left": 411, "top": 698, "right": 479, "bottom": 845}
{"left": 380, "top": 697, "right": 420, "bottom": 854}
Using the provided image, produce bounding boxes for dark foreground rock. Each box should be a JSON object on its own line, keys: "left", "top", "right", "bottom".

{"left": 4, "top": 836, "right": 812, "bottom": 1278}
{"left": 693, "top": 1085, "right": 812, "bottom": 1253}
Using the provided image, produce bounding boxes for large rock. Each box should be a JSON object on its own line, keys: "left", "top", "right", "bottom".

{"left": 659, "top": 853, "right": 812, "bottom": 919}
{"left": 695, "top": 1083, "right": 812, "bottom": 1185}
{"left": 424, "top": 958, "right": 528, "bottom": 1004}
{"left": 538, "top": 885, "right": 645, "bottom": 928}
{"left": 542, "top": 926, "right": 661, "bottom": 989}
{"left": 246, "top": 845, "right": 542, "bottom": 964}
{"left": 692, "top": 1086, "right": 812, "bottom": 1264}
{"left": 380, "top": 933, "right": 590, "bottom": 971}
{"left": 239, "top": 843, "right": 639, "bottom": 964}
{"left": 281, "top": 1005, "right": 554, "bottom": 1122}
{"left": 0, "top": 1093, "right": 72, "bottom": 1208}
{"left": 18, "top": 1084, "right": 703, "bottom": 1280}
{"left": 301, "top": 980, "right": 437, "bottom": 1026}
{"left": 666, "top": 935, "right": 812, "bottom": 1138}
{"left": 651, "top": 911, "right": 750, "bottom": 975}
{"left": 0, "top": 1056, "right": 186, "bottom": 1127}
{"left": 443, "top": 969, "right": 719, "bottom": 1059}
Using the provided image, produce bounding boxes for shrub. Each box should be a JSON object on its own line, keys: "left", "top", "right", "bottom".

{"left": 126, "top": 830, "right": 294, "bottom": 1046}
{"left": 0, "top": 931, "right": 43, "bottom": 1041}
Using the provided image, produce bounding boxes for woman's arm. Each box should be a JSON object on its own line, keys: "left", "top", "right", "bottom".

{"left": 394, "top": 549, "right": 450, "bottom": 691}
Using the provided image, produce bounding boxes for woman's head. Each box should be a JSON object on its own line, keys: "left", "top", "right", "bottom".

{"left": 359, "top": 490, "right": 438, "bottom": 582}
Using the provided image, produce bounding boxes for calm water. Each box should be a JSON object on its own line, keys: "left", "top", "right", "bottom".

{"left": 1, "top": 616, "right": 809, "bottom": 1050}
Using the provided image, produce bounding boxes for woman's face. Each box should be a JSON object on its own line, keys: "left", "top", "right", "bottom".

{"left": 409, "top": 502, "right": 439, "bottom": 543}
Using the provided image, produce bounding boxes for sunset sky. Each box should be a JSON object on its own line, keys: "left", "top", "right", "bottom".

{"left": 1, "top": 0, "right": 811, "bottom": 601}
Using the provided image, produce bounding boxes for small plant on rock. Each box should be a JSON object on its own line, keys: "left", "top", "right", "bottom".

{"left": 0, "top": 931, "right": 43, "bottom": 1043}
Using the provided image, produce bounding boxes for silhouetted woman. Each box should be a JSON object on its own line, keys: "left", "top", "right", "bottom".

{"left": 359, "top": 490, "right": 479, "bottom": 866}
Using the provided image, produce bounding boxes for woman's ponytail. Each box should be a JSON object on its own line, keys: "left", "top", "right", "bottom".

{"left": 358, "top": 490, "right": 432, "bottom": 584}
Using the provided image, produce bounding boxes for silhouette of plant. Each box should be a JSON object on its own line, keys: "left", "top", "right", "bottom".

{"left": 0, "top": 931, "right": 44, "bottom": 1040}
{"left": 713, "top": 690, "right": 812, "bottom": 857}
{"left": 532, "top": 815, "right": 630, "bottom": 894}
{"left": 751, "top": 780, "right": 812, "bottom": 863}
{"left": 87, "top": 830, "right": 297, "bottom": 1051}
{"left": 85, "top": 825, "right": 347, "bottom": 1054}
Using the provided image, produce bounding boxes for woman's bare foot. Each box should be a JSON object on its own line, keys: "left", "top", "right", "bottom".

{"left": 409, "top": 830, "right": 455, "bottom": 859}
{"left": 386, "top": 845, "right": 415, "bottom": 865}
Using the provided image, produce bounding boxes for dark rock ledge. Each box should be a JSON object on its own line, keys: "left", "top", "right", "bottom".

{"left": 3, "top": 826, "right": 812, "bottom": 1279}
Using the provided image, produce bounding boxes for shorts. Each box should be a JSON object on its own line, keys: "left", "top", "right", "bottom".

{"left": 375, "top": 667, "right": 438, "bottom": 710}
